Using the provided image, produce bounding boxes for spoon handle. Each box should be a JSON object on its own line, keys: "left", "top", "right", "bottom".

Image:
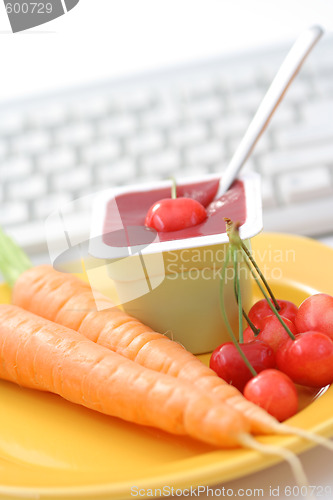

{"left": 218, "top": 25, "right": 323, "bottom": 196}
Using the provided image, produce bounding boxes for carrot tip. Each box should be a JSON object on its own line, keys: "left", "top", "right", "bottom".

{"left": 274, "top": 423, "right": 333, "bottom": 452}
{"left": 237, "top": 433, "right": 309, "bottom": 491}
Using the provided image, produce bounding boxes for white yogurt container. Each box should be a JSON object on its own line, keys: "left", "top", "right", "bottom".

{"left": 89, "top": 172, "right": 262, "bottom": 354}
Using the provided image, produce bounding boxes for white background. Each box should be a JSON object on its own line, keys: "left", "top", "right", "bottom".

{"left": 0, "top": 1, "right": 333, "bottom": 499}
{"left": 1, "top": 0, "right": 333, "bottom": 102}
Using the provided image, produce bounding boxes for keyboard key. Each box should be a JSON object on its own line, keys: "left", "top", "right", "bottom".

{"left": 229, "top": 89, "right": 264, "bottom": 113}
{"left": 183, "top": 164, "right": 213, "bottom": 176}
{"left": 219, "top": 64, "right": 260, "bottom": 91}
{"left": 0, "top": 156, "right": 32, "bottom": 180}
{"left": 0, "top": 202, "right": 28, "bottom": 225}
{"left": 275, "top": 123, "right": 333, "bottom": 149}
{"left": 97, "top": 158, "right": 135, "bottom": 183}
{"left": 126, "top": 131, "right": 164, "bottom": 156}
{"left": 70, "top": 97, "right": 109, "bottom": 119}
{"left": 12, "top": 131, "right": 50, "bottom": 155}
{"left": 98, "top": 114, "right": 137, "bottom": 137}
{"left": 32, "top": 193, "right": 73, "bottom": 219}
{"left": 141, "top": 104, "right": 181, "bottom": 129}
{"left": 27, "top": 104, "right": 67, "bottom": 128}
{"left": 113, "top": 89, "right": 153, "bottom": 112}
{"left": 141, "top": 149, "right": 180, "bottom": 175}
{"left": 0, "top": 141, "right": 7, "bottom": 160}
{"left": 259, "top": 143, "right": 333, "bottom": 175}
{"left": 38, "top": 148, "right": 76, "bottom": 172}
{"left": 213, "top": 114, "right": 249, "bottom": 139}
{"left": 314, "top": 75, "right": 333, "bottom": 96}
{"left": 263, "top": 196, "right": 333, "bottom": 236}
{"left": 308, "top": 47, "right": 333, "bottom": 76}
{"left": 169, "top": 122, "right": 207, "bottom": 147}
{"left": 185, "top": 141, "right": 225, "bottom": 166}
{"left": 8, "top": 175, "right": 47, "bottom": 201}
{"left": 183, "top": 96, "right": 223, "bottom": 120}
{"left": 302, "top": 99, "right": 333, "bottom": 125}
{"left": 82, "top": 140, "right": 120, "bottom": 164}
{"left": 0, "top": 112, "right": 25, "bottom": 135}
{"left": 52, "top": 168, "right": 92, "bottom": 192}
{"left": 54, "top": 122, "right": 94, "bottom": 145}
{"left": 176, "top": 75, "right": 216, "bottom": 99}
{"left": 277, "top": 167, "right": 332, "bottom": 204}
{"left": 261, "top": 178, "right": 278, "bottom": 208}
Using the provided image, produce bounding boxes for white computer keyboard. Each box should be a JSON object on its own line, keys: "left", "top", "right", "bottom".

{"left": 0, "top": 34, "right": 333, "bottom": 255}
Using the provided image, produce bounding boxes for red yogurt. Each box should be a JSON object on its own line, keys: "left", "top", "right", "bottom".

{"left": 103, "top": 178, "right": 246, "bottom": 246}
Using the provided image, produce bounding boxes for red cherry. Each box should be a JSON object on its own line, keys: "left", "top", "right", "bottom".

{"left": 145, "top": 197, "right": 207, "bottom": 232}
{"left": 243, "top": 325, "right": 256, "bottom": 343}
{"left": 248, "top": 299, "right": 298, "bottom": 329}
{"left": 243, "top": 369, "right": 298, "bottom": 422}
{"left": 276, "top": 331, "right": 333, "bottom": 387}
{"left": 295, "top": 293, "right": 333, "bottom": 341}
{"left": 209, "top": 340, "right": 276, "bottom": 392}
{"left": 243, "top": 316, "right": 296, "bottom": 353}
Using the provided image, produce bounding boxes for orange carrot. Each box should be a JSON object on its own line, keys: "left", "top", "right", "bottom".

{"left": 12, "top": 265, "right": 280, "bottom": 434}
{"left": 0, "top": 303, "right": 250, "bottom": 448}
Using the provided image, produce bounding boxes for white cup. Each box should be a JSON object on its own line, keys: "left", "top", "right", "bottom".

{"left": 89, "top": 172, "right": 262, "bottom": 354}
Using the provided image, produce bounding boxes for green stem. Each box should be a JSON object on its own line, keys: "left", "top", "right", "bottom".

{"left": 233, "top": 248, "right": 244, "bottom": 343}
{"left": 0, "top": 227, "right": 33, "bottom": 288}
{"left": 170, "top": 177, "right": 177, "bottom": 199}
{"left": 233, "top": 258, "right": 260, "bottom": 336}
{"left": 243, "top": 309, "right": 261, "bottom": 336}
{"left": 241, "top": 247, "right": 296, "bottom": 340}
{"left": 241, "top": 241, "right": 280, "bottom": 311}
{"left": 220, "top": 247, "right": 257, "bottom": 377}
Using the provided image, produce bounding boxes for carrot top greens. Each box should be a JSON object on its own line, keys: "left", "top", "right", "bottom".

{"left": 0, "top": 227, "right": 32, "bottom": 288}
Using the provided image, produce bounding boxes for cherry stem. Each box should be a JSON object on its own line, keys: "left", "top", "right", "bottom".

{"left": 170, "top": 177, "right": 177, "bottom": 199}
{"left": 244, "top": 311, "right": 261, "bottom": 336}
{"left": 220, "top": 247, "right": 257, "bottom": 377}
{"left": 233, "top": 266, "right": 261, "bottom": 336}
{"left": 240, "top": 241, "right": 281, "bottom": 312}
{"left": 241, "top": 248, "right": 296, "bottom": 340}
{"left": 233, "top": 248, "right": 244, "bottom": 343}
{"left": 224, "top": 218, "right": 294, "bottom": 340}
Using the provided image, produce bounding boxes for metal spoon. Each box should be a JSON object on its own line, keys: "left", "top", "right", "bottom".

{"left": 217, "top": 25, "right": 324, "bottom": 196}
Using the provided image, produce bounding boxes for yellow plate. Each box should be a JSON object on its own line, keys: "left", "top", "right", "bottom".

{"left": 0, "top": 232, "right": 333, "bottom": 500}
